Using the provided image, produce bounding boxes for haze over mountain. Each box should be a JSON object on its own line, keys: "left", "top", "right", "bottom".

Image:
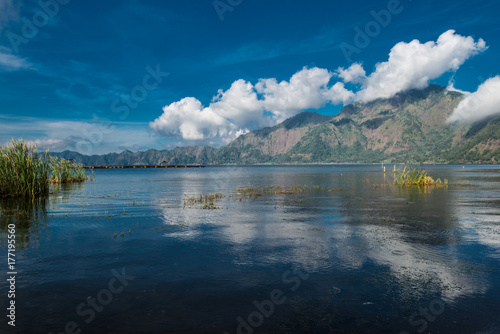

{"left": 53, "top": 85, "right": 500, "bottom": 165}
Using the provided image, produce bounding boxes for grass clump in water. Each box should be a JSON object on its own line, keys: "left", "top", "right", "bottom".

{"left": 181, "top": 185, "right": 342, "bottom": 210}
{"left": 0, "top": 139, "right": 50, "bottom": 198}
{"left": 183, "top": 193, "right": 224, "bottom": 209}
{"left": 236, "top": 185, "right": 341, "bottom": 199}
{"left": 49, "top": 156, "right": 89, "bottom": 183}
{"left": 394, "top": 164, "right": 447, "bottom": 187}
{"left": 0, "top": 139, "right": 91, "bottom": 198}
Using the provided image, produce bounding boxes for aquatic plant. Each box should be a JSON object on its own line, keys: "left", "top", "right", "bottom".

{"left": 181, "top": 185, "right": 342, "bottom": 210}
{"left": 183, "top": 193, "right": 225, "bottom": 209}
{"left": 0, "top": 139, "right": 91, "bottom": 198}
{"left": 236, "top": 185, "right": 341, "bottom": 199}
{"left": 0, "top": 139, "right": 50, "bottom": 198}
{"left": 394, "top": 164, "right": 447, "bottom": 187}
{"left": 48, "top": 156, "right": 89, "bottom": 184}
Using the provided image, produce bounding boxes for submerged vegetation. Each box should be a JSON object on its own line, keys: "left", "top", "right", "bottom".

{"left": 183, "top": 193, "right": 225, "bottom": 210}
{"left": 0, "top": 139, "right": 90, "bottom": 198}
{"left": 237, "top": 185, "right": 341, "bottom": 198}
{"left": 183, "top": 185, "right": 342, "bottom": 210}
{"left": 394, "top": 164, "right": 447, "bottom": 187}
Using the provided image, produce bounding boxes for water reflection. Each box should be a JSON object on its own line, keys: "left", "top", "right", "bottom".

{"left": 0, "top": 197, "right": 48, "bottom": 250}
{"left": 153, "top": 168, "right": 495, "bottom": 305}
{"left": 333, "top": 173, "right": 490, "bottom": 303}
{"left": 0, "top": 182, "right": 85, "bottom": 251}
{"left": 49, "top": 181, "right": 85, "bottom": 203}
{"left": 8, "top": 166, "right": 498, "bottom": 333}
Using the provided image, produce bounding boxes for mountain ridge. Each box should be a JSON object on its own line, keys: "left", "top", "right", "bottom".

{"left": 52, "top": 85, "right": 500, "bottom": 165}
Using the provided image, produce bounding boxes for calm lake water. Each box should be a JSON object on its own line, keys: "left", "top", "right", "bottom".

{"left": 1, "top": 165, "right": 500, "bottom": 333}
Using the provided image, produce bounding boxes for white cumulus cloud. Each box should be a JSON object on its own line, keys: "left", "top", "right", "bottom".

{"left": 356, "top": 30, "right": 487, "bottom": 102}
{"left": 150, "top": 67, "right": 354, "bottom": 143}
{"left": 149, "top": 97, "right": 232, "bottom": 141}
{"left": 325, "top": 82, "right": 356, "bottom": 105}
{"left": 210, "top": 79, "right": 266, "bottom": 128}
{"left": 336, "top": 63, "right": 366, "bottom": 84}
{"left": 256, "top": 67, "right": 353, "bottom": 122}
{"left": 447, "top": 76, "right": 500, "bottom": 123}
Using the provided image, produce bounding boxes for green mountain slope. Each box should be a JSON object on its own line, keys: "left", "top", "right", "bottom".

{"left": 217, "top": 85, "right": 490, "bottom": 164}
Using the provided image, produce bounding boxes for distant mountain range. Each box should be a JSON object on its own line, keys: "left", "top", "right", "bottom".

{"left": 52, "top": 85, "right": 500, "bottom": 165}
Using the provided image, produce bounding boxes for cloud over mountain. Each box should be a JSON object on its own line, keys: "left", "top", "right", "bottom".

{"left": 447, "top": 76, "right": 500, "bottom": 123}
{"left": 256, "top": 66, "right": 354, "bottom": 121}
{"left": 149, "top": 67, "right": 353, "bottom": 143}
{"left": 355, "top": 30, "right": 487, "bottom": 102}
{"left": 150, "top": 30, "right": 490, "bottom": 145}
{"left": 149, "top": 97, "right": 235, "bottom": 141}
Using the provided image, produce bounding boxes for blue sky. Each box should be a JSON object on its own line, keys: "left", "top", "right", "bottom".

{"left": 1, "top": 0, "right": 499, "bottom": 154}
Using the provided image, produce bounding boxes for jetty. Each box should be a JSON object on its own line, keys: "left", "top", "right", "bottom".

{"left": 83, "top": 165, "right": 205, "bottom": 169}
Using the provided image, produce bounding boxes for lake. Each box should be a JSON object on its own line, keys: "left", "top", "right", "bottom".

{"left": 1, "top": 165, "right": 499, "bottom": 333}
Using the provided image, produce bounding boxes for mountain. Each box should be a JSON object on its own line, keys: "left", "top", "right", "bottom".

{"left": 52, "top": 85, "right": 500, "bottom": 165}
{"left": 52, "top": 146, "right": 217, "bottom": 166}
{"left": 214, "top": 84, "right": 499, "bottom": 164}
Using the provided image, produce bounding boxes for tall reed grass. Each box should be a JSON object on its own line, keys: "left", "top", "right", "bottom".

{"left": 0, "top": 139, "right": 90, "bottom": 198}
{"left": 49, "top": 156, "right": 89, "bottom": 184}
{"left": 0, "top": 139, "right": 50, "bottom": 198}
